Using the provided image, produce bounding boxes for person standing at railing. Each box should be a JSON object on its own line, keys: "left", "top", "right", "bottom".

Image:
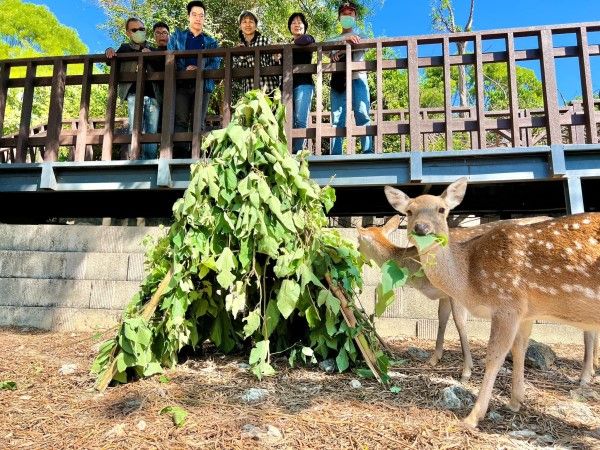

{"left": 168, "top": 1, "right": 221, "bottom": 158}
{"left": 234, "top": 11, "right": 281, "bottom": 97}
{"left": 328, "top": 1, "right": 372, "bottom": 155}
{"left": 288, "top": 13, "right": 315, "bottom": 154}
{"left": 105, "top": 18, "right": 161, "bottom": 160}
{"left": 153, "top": 22, "right": 170, "bottom": 51}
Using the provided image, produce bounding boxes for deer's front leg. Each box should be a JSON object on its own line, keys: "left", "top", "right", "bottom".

{"left": 463, "top": 312, "right": 519, "bottom": 429}
{"left": 429, "top": 297, "right": 452, "bottom": 367}
{"left": 451, "top": 299, "right": 473, "bottom": 382}
{"left": 581, "top": 331, "right": 597, "bottom": 386}
{"left": 508, "top": 320, "right": 533, "bottom": 411}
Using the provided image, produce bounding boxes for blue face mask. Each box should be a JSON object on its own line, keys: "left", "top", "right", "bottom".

{"left": 340, "top": 15, "right": 356, "bottom": 29}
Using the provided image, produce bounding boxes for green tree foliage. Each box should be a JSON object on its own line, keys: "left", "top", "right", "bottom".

{"left": 0, "top": 0, "right": 87, "bottom": 59}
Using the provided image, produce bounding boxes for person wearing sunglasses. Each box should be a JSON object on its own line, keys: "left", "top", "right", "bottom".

{"left": 105, "top": 18, "right": 161, "bottom": 160}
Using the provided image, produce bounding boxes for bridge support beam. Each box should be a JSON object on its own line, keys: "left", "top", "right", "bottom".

{"left": 565, "top": 176, "right": 584, "bottom": 214}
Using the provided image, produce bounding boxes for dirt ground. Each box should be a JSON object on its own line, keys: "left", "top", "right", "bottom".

{"left": 2, "top": 327, "right": 600, "bottom": 449}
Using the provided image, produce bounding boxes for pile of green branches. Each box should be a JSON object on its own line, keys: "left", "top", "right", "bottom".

{"left": 92, "top": 90, "right": 388, "bottom": 387}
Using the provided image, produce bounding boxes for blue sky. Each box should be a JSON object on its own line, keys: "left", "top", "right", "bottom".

{"left": 27, "top": 0, "right": 600, "bottom": 100}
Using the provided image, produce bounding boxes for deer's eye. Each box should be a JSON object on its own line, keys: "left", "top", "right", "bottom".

{"left": 406, "top": 210, "right": 413, "bottom": 216}
{"left": 438, "top": 207, "right": 446, "bottom": 214}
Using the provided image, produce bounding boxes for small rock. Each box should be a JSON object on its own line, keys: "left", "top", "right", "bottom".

{"left": 121, "top": 399, "right": 142, "bottom": 414}
{"left": 525, "top": 340, "right": 556, "bottom": 370}
{"left": 241, "top": 388, "right": 269, "bottom": 403}
{"left": 104, "top": 423, "right": 126, "bottom": 438}
{"left": 20, "top": 327, "right": 31, "bottom": 332}
{"left": 136, "top": 420, "right": 147, "bottom": 431}
{"left": 548, "top": 401, "right": 596, "bottom": 425}
{"left": 241, "top": 424, "right": 262, "bottom": 440}
{"left": 237, "top": 362, "right": 251, "bottom": 370}
{"left": 539, "top": 434, "right": 555, "bottom": 444}
{"left": 58, "top": 364, "right": 77, "bottom": 375}
{"left": 508, "top": 429, "right": 538, "bottom": 439}
{"left": 407, "top": 347, "right": 430, "bottom": 361}
{"left": 319, "top": 359, "right": 336, "bottom": 374}
{"left": 570, "top": 387, "right": 600, "bottom": 402}
{"left": 350, "top": 379, "right": 362, "bottom": 389}
{"left": 438, "top": 385, "right": 475, "bottom": 410}
{"left": 498, "top": 366, "right": 512, "bottom": 376}
{"left": 266, "top": 424, "right": 283, "bottom": 438}
{"left": 155, "top": 387, "right": 167, "bottom": 398}
{"left": 487, "top": 410, "right": 502, "bottom": 422}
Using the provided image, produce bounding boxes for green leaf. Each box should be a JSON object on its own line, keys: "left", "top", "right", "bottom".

{"left": 225, "top": 282, "right": 247, "bottom": 318}
{"left": 0, "top": 381, "right": 16, "bottom": 390}
{"left": 160, "top": 406, "right": 188, "bottom": 428}
{"left": 305, "top": 305, "right": 321, "bottom": 328}
{"left": 375, "top": 283, "right": 396, "bottom": 317}
{"left": 276, "top": 279, "right": 300, "bottom": 319}
{"left": 355, "top": 368, "right": 375, "bottom": 379}
{"left": 381, "top": 260, "right": 409, "bottom": 292}
{"left": 143, "top": 361, "right": 163, "bottom": 377}
{"left": 158, "top": 375, "right": 171, "bottom": 384}
{"left": 249, "top": 340, "right": 270, "bottom": 365}
{"left": 389, "top": 386, "right": 402, "bottom": 394}
{"left": 336, "top": 348, "right": 350, "bottom": 372}
{"left": 242, "top": 309, "right": 261, "bottom": 338}
{"left": 264, "top": 299, "right": 280, "bottom": 337}
{"left": 410, "top": 232, "right": 448, "bottom": 252}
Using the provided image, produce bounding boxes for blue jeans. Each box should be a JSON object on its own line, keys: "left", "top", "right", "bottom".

{"left": 292, "top": 84, "right": 314, "bottom": 154}
{"left": 127, "top": 93, "right": 160, "bottom": 159}
{"left": 330, "top": 77, "right": 372, "bottom": 155}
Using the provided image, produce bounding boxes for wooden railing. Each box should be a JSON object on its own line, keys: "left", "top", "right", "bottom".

{"left": 0, "top": 21, "right": 599, "bottom": 163}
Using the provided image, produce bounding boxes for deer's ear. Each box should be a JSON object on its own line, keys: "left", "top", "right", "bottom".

{"left": 382, "top": 215, "right": 402, "bottom": 234}
{"left": 441, "top": 177, "right": 468, "bottom": 210}
{"left": 384, "top": 186, "right": 411, "bottom": 214}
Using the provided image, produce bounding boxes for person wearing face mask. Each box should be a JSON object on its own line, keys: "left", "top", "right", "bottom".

{"left": 287, "top": 13, "right": 315, "bottom": 154}
{"left": 327, "top": 2, "right": 372, "bottom": 155}
{"left": 168, "top": 1, "right": 221, "bottom": 157}
{"left": 234, "top": 10, "right": 281, "bottom": 97}
{"left": 105, "top": 18, "right": 161, "bottom": 160}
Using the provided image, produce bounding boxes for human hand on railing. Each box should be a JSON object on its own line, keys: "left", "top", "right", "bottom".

{"left": 345, "top": 34, "right": 361, "bottom": 45}
{"left": 330, "top": 51, "right": 346, "bottom": 62}
{"left": 105, "top": 48, "right": 116, "bottom": 59}
{"left": 141, "top": 48, "right": 151, "bottom": 53}
{"left": 186, "top": 65, "right": 197, "bottom": 71}
{"left": 273, "top": 53, "right": 281, "bottom": 63}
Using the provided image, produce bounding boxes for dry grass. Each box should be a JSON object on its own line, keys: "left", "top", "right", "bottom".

{"left": 1, "top": 327, "right": 600, "bottom": 449}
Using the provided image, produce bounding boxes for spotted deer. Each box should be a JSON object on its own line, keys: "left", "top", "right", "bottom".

{"left": 384, "top": 178, "right": 600, "bottom": 428}
{"left": 358, "top": 215, "right": 599, "bottom": 386}
{"left": 357, "top": 214, "right": 566, "bottom": 382}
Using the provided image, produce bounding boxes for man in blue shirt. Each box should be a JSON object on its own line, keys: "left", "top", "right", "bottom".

{"left": 168, "top": 1, "right": 220, "bottom": 157}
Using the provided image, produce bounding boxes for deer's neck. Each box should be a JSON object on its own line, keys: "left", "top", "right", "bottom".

{"left": 366, "top": 237, "right": 420, "bottom": 270}
{"left": 419, "top": 241, "right": 469, "bottom": 299}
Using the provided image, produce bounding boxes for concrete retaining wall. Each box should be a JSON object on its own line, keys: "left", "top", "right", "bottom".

{"left": 0, "top": 224, "right": 585, "bottom": 345}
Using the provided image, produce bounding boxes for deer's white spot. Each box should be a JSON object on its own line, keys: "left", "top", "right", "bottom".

{"left": 583, "top": 219, "right": 591, "bottom": 225}
{"left": 589, "top": 238, "right": 598, "bottom": 245}
{"left": 572, "top": 223, "right": 581, "bottom": 230}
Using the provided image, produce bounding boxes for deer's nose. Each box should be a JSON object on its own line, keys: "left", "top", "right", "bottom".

{"left": 414, "top": 222, "right": 432, "bottom": 236}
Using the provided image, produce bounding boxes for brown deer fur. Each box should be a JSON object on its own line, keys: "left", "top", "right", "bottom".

{"left": 384, "top": 178, "right": 600, "bottom": 428}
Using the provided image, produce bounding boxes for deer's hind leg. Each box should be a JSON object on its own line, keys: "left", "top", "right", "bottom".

{"left": 508, "top": 320, "right": 533, "bottom": 412}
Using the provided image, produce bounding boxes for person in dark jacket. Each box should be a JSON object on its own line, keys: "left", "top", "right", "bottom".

{"left": 168, "top": 1, "right": 221, "bottom": 157}
{"left": 288, "top": 12, "right": 315, "bottom": 153}
{"left": 234, "top": 10, "right": 281, "bottom": 96}
{"left": 105, "top": 18, "right": 160, "bottom": 160}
